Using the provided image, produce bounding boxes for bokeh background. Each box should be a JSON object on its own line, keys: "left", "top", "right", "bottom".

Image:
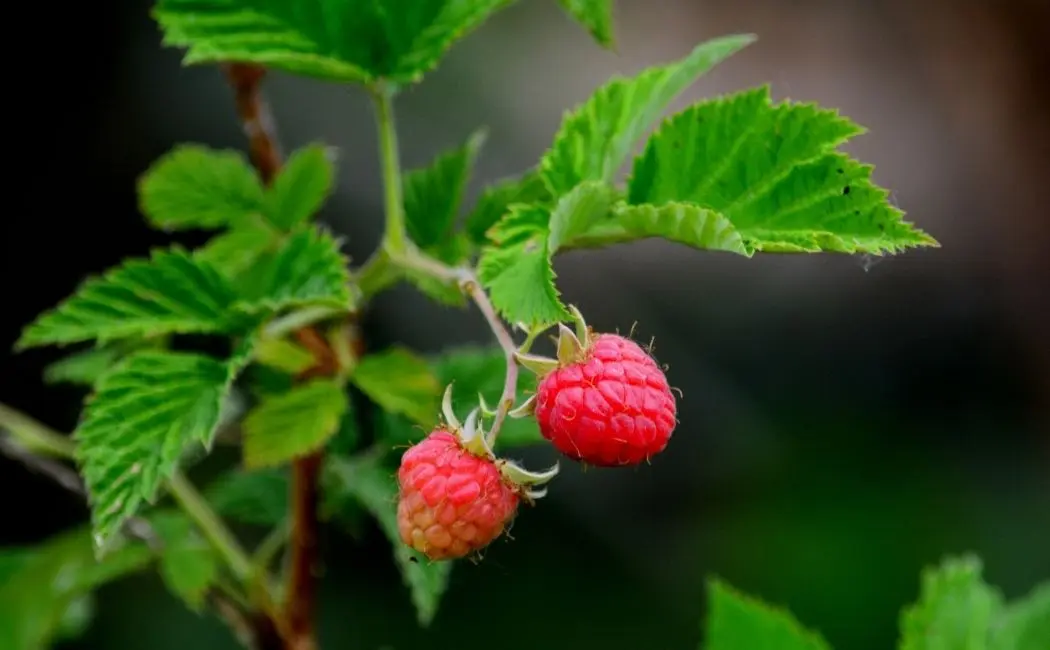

{"left": 3, "top": 0, "right": 1049, "bottom": 648}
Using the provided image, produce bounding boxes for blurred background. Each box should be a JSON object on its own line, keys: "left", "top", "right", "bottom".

{"left": 2, "top": 0, "right": 1049, "bottom": 648}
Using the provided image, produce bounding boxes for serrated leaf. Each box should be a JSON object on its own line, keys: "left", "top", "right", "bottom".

{"left": 325, "top": 453, "right": 452, "bottom": 626}
{"left": 17, "top": 248, "right": 241, "bottom": 350}
{"left": 206, "top": 467, "right": 290, "bottom": 526}
{"left": 42, "top": 347, "right": 123, "bottom": 386}
{"left": 0, "top": 528, "right": 151, "bottom": 650}
{"left": 138, "top": 144, "right": 265, "bottom": 231}
{"left": 704, "top": 578, "right": 832, "bottom": 650}
{"left": 265, "top": 144, "right": 335, "bottom": 230}
{"left": 243, "top": 379, "right": 348, "bottom": 468}
{"left": 350, "top": 347, "right": 441, "bottom": 426}
{"left": 75, "top": 348, "right": 252, "bottom": 550}
{"left": 556, "top": 0, "right": 615, "bottom": 48}
{"left": 899, "top": 555, "right": 1003, "bottom": 650}
{"left": 627, "top": 85, "right": 937, "bottom": 254}
{"left": 477, "top": 181, "right": 612, "bottom": 326}
{"left": 154, "top": 0, "right": 514, "bottom": 85}
{"left": 405, "top": 129, "right": 486, "bottom": 247}
{"left": 540, "top": 34, "right": 754, "bottom": 198}
{"left": 991, "top": 582, "right": 1050, "bottom": 650}
{"left": 195, "top": 225, "right": 277, "bottom": 278}
{"left": 236, "top": 226, "right": 353, "bottom": 314}
{"left": 465, "top": 168, "right": 552, "bottom": 244}
{"left": 563, "top": 202, "right": 748, "bottom": 254}
{"left": 150, "top": 513, "right": 219, "bottom": 612}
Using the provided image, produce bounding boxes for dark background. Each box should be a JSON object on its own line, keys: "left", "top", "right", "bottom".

{"left": 2, "top": 0, "right": 1049, "bottom": 649}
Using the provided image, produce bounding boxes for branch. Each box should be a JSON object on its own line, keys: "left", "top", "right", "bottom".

{"left": 224, "top": 63, "right": 282, "bottom": 185}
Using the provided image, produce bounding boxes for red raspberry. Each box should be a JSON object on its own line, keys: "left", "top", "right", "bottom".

{"left": 533, "top": 333, "right": 677, "bottom": 467}
{"left": 396, "top": 429, "right": 520, "bottom": 561}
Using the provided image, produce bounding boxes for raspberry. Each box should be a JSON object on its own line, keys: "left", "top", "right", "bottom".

{"left": 397, "top": 429, "right": 519, "bottom": 561}
{"left": 395, "top": 388, "right": 559, "bottom": 561}
{"left": 515, "top": 308, "right": 678, "bottom": 467}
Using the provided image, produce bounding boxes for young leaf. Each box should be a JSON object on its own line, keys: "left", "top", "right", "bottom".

{"left": 556, "top": 0, "right": 615, "bottom": 48}
{"left": 138, "top": 144, "right": 265, "bottom": 231}
{"left": 704, "top": 578, "right": 832, "bottom": 650}
{"left": 195, "top": 224, "right": 276, "bottom": 278}
{"left": 43, "top": 347, "right": 123, "bottom": 386}
{"left": 75, "top": 348, "right": 251, "bottom": 549}
{"left": 17, "top": 249, "right": 241, "bottom": 350}
{"left": 990, "top": 582, "right": 1050, "bottom": 650}
{"left": 155, "top": 0, "right": 513, "bottom": 85}
{"left": 206, "top": 468, "right": 290, "bottom": 526}
{"left": 405, "top": 129, "right": 486, "bottom": 248}
{"left": 150, "top": 513, "right": 219, "bottom": 612}
{"left": 0, "top": 528, "right": 151, "bottom": 650}
{"left": 254, "top": 336, "right": 317, "bottom": 374}
{"left": 265, "top": 144, "right": 335, "bottom": 230}
{"left": 326, "top": 454, "right": 452, "bottom": 626}
{"left": 477, "top": 181, "right": 613, "bottom": 326}
{"left": 236, "top": 226, "right": 353, "bottom": 314}
{"left": 350, "top": 347, "right": 442, "bottom": 426}
{"left": 899, "top": 555, "right": 1002, "bottom": 650}
{"left": 626, "top": 86, "right": 937, "bottom": 254}
{"left": 465, "top": 169, "right": 552, "bottom": 244}
{"left": 243, "top": 379, "right": 348, "bottom": 468}
{"left": 540, "top": 34, "right": 755, "bottom": 198}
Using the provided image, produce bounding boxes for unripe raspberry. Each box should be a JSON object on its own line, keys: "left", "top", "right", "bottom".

{"left": 397, "top": 429, "right": 519, "bottom": 561}
{"left": 515, "top": 308, "right": 678, "bottom": 467}
{"left": 395, "top": 387, "right": 559, "bottom": 561}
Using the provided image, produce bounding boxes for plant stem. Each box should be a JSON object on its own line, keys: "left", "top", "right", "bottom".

{"left": 168, "top": 471, "right": 255, "bottom": 582}
{"left": 372, "top": 83, "right": 409, "bottom": 255}
{"left": 0, "top": 401, "right": 75, "bottom": 457}
{"left": 224, "top": 63, "right": 283, "bottom": 185}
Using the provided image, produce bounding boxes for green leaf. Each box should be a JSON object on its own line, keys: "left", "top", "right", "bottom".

{"left": 206, "top": 468, "right": 290, "bottom": 526}
{"left": 991, "top": 582, "right": 1050, "bottom": 650}
{"left": 0, "top": 528, "right": 151, "bottom": 650}
{"left": 254, "top": 336, "right": 317, "bottom": 374}
{"left": 563, "top": 202, "right": 748, "bottom": 255}
{"left": 478, "top": 181, "right": 613, "bottom": 326}
{"left": 196, "top": 225, "right": 277, "bottom": 278}
{"left": 150, "top": 513, "right": 219, "bottom": 612}
{"left": 236, "top": 226, "right": 353, "bottom": 314}
{"left": 406, "top": 232, "right": 474, "bottom": 307}
{"left": 540, "top": 34, "right": 755, "bottom": 198}
{"left": 154, "top": 0, "right": 514, "bottom": 85}
{"left": 326, "top": 453, "right": 452, "bottom": 626}
{"left": 138, "top": 144, "right": 265, "bottom": 231}
{"left": 465, "top": 169, "right": 552, "bottom": 244}
{"left": 350, "top": 347, "right": 441, "bottom": 426}
{"left": 42, "top": 347, "right": 122, "bottom": 386}
{"left": 899, "top": 555, "right": 1002, "bottom": 650}
{"left": 704, "top": 578, "right": 832, "bottom": 650}
{"left": 627, "top": 85, "right": 938, "bottom": 254}
{"left": 328, "top": 406, "right": 361, "bottom": 456}
{"left": 75, "top": 347, "right": 252, "bottom": 550}
{"left": 243, "top": 379, "right": 348, "bottom": 468}
{"left": 265, "top": 144, "right": 335, "bottom": 230}
{"left": 17, "top": 248, "right": 241, "bottom": 350}
{"left": 556, "top": 0, "right": 615, "bottom": 48}
{"left": 405, "top": 129, "right": 486, "bottom": 248}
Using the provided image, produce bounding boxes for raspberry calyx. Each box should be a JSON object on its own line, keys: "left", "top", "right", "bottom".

{"left": 396, "top": 385, "right": 559, "bottom": 561}
{"left": 511, "top": 306, "right": 679, "bottom": 467}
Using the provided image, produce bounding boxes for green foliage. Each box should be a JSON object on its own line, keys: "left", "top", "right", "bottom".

{"left": 556, "top": 0, "right": 615, "bottom": 48}
{"left": 42, "top": 346, "right": 122, "bottom": 386}
{"left": 0, "top": 528, "right": 152, "bottom": 650}
{"left": 195, "top": 225, "right": 276, "bottom": 278}
{"left": 402, "top": 129, "right": 487, "bottom": 305}
{"left": 465, "top": 169, "right": 551, "bottom": 244}
{"left": 265, "top": 144, "right": 335, "bottom": 230}
{"left": 326, "top": 453, "right": 452, "bottom": 627}
{"left": 253, "top": 336, "right": 317, "bottom": 374}
{"left": 242, "top": 379, "right": 348, "bottom": 468}
{"left": 350, "top": 347, "right": 441, "bottom": 426}
{"left": 16, "top": 249, "right": 241, "bottom": 349}
{"left": 990, "top": 583, "right": 1050, "bottom": 650}
{"left": 206, "top": 468, "right": 290, "bottom": 526}
{"left": 75, "top": 345, "right": 253, "bottom": 550}
{"left": 900, "top": 555, "right": 1001, "bottom": 650}
{"left": 138, "top": 145, "right": 265, "bottom": 231}
{"left": 234, "top": 226, "right": 353, "bottom": 314}
{"left": 151, "top": 512, "right": 220, "bottom": 612}
{"left": 704, "top": 579, "right": 831, "bottom": 650}
{"left": 154, "top": 0, "right": 514, "bottom": 85}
